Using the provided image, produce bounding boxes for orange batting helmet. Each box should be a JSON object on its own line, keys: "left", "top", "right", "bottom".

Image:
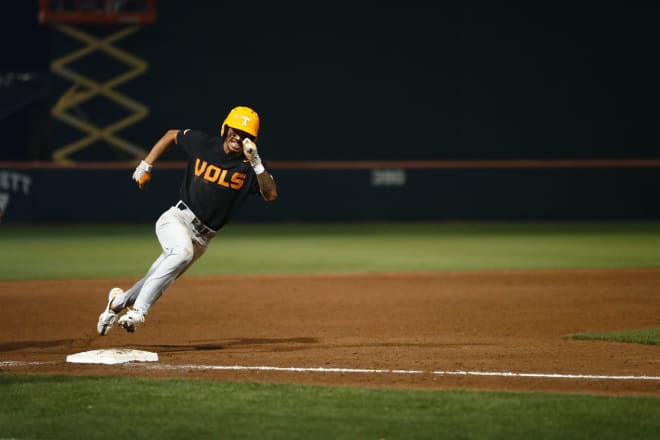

{"left": 221, "top": 106, "right": 260, "bottom": 139}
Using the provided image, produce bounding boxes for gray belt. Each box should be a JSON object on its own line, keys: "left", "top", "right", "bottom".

{"left": 176, "top": 201, "right": 215, "bottom": 236}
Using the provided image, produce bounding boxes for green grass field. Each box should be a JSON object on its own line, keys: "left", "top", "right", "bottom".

{"left": 2, "top": 374, "right": 659, "bottom": 440}
{"left": 2, "top": 221, "right": 660, "bottom": 280}
{"left": 1, "top": 221, "right": 659, "bottom": 439}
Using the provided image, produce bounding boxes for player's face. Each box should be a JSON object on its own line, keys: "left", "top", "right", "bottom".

{"left": 224, "top": 127, "right": 254, "bottom": 155}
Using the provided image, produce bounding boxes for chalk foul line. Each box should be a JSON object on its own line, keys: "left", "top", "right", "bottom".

{"left": 138, "top": 364, "right": 660, "bottom": 381}
{"left": 1, "top": 361, "right": 659, "bottom": 381}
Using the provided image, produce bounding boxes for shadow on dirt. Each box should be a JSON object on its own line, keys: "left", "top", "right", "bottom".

{"left": 0, "top": 339, "right": 77, "bottom": 351}
{"left": 134, "top": 337, "right": 319, "bottom": 353}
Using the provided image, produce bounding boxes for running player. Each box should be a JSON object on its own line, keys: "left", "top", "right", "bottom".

{"left": 97, "top": 106, "right": 277, "bottom": 335}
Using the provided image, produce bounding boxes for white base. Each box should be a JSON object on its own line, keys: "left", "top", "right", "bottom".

{"left": 66, "top": 349, "right": 158, "bottom": 365}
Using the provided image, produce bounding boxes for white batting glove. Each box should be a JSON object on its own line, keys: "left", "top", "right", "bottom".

{"left": 132, "top": 160, "right": 152, "bottom": 189}
{"left": 242, "top": 139, "right": 265, "bottom": 174}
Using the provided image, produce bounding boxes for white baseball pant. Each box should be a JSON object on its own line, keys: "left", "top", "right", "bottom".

{"left": 110, "top": 201, "right": 215, "bottom": 315}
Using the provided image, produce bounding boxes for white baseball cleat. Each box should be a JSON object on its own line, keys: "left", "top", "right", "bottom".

{"left": 118, "top": 309, "right": 145, "bottom": 333}
{"left": 97, "top": 287, "right": 124, "bottom": 336}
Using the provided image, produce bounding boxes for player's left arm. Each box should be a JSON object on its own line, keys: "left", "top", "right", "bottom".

{"left": 256, "top": 171, "right": 278, "bottom": 201}
{"left": 243, "top": 139, "right": 278, "bottom": 201}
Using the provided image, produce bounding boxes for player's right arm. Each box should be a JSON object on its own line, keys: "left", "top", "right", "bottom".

{"left": 132, "top": 129, "right": 181, "bottom": 189}
{"left": 144, "top": 129, "right": 180, "bottom": 164}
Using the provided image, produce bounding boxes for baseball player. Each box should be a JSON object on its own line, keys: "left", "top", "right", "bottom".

{"left": 97, "top": 106, "right": 277, "bottom": 335}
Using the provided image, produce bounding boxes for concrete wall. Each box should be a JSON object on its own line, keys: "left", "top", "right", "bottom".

{"left": 43, "top": 4, "right": 659, "bottom": 163}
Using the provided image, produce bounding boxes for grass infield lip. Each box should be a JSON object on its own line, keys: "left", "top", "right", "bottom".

{"left": 566, "top": 328, "right": 660, "bottom": 345}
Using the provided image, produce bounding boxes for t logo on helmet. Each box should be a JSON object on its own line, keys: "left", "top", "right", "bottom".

{"left": 239, "top": 116, "right": 251, "bottom": 126}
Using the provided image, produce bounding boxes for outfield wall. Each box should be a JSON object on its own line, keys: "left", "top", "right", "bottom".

{"left": 4, "top": 5, "right": 658, "bottom": 225}
{"left": 1, "top": 162, "right": 659, "bottom": 223}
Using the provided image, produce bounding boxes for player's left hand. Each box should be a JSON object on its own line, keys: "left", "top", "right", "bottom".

{"left": 132, "top": 160, "right": 152, "bottom": 189}
{"left": 242, "top": 138, "right": 259, "bottom": 162}
{"left": 242, "top": 139, "right": 265, "bottom": 174}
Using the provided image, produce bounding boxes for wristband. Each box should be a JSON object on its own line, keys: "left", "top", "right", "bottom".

{"left": 249, "top": 153, "right": 264, "bottom": 174}
{"left": 252, "top": 163, "right": 265, "bottom": 174}
{"left": 140, "top": 160, "right": 152, "bottom": 172}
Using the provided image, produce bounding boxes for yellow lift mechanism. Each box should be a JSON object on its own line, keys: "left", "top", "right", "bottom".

{"left": 39, "top": 0, "right": 156, "bottom": 163}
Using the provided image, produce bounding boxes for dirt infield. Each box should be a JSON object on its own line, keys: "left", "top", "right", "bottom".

{"left": 1, "top": 269, "right": 659, "bottom": 396}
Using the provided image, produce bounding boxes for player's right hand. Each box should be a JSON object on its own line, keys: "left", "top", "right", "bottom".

{"left": 132, "top": 160, "right": 152, "bottom": 189}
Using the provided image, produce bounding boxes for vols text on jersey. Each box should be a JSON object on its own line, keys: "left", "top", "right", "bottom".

{"left": 194, "top": 158, "right": 246, "bottom": 189}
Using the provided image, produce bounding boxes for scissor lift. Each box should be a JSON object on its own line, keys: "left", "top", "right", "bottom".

{"left": 38, "top": 0, "right": 156, "bottom": 162}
